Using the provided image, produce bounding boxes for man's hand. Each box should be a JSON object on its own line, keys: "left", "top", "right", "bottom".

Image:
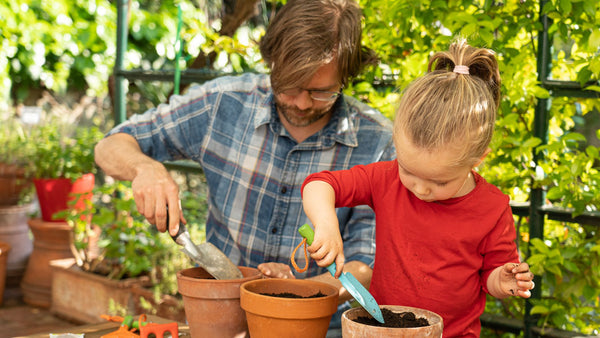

{"left": 94, "top": 133, "right": 185, "bottom": 236}
{"left": 130, "top": 161, "right": 184, "bottom": 236}
{"left": 258, "top": 263, "right": 296, "bottom": 279}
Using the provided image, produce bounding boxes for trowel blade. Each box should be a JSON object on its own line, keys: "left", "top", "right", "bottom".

{"left": 181, "top": 242, "right": 244, "bottom": 280}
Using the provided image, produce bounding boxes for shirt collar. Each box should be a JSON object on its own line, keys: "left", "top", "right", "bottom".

{"left": 254, "top": 92, "right": 358, "bottom": 148}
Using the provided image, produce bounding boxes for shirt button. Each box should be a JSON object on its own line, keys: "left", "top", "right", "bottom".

{"left": 280, "top": 187, "right": 287, "bottom": 194}
{"left": 271, "top": 227, "right": 278, "bottom": 234}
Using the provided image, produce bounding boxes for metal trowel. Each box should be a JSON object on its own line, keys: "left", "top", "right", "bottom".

{"left": 167, "top": 214, "right": 243, "bottom": 280}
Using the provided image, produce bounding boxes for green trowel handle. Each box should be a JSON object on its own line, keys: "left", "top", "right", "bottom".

{"left": 298, "top": 224, "right": 315, "bottom": 245}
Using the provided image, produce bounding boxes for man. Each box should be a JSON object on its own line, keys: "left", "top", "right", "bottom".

{"left": 95, "top": 0, "right": 394, "bottom": 332}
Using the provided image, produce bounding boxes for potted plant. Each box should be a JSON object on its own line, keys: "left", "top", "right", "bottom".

{"left": 19, "top": 121, "right": 105, "bottom": 307}
{"left": 25, "top": 120, "right": 104, "bottom": 222}
{"left": 50, "top": 180, "right": 188, "bottom": 323}
{"left": 0, "top": 114, "right": 34, "bottom": 206}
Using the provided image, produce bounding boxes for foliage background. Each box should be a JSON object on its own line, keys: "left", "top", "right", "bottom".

{"left": 1, "top": 0, "right": 599, "bottom": 335}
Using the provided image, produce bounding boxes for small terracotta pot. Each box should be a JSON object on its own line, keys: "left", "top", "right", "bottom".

{"left": 0, "top": 163, "right": 31, "bottom": 206}
{"left": 342, "top": 305, "right": 443, "bottom": 337}
{"left": 177, "top": 266, "right": 262, "bottom": 338}
{"left": 0, "top": 241, "right": 11, "bottom": 306}
{"left": 240, "top": 278, "right": 340, "bottom": 338}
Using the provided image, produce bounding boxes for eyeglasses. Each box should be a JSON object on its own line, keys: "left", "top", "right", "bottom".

{"left": 279, "top": 85, "right": 344, "bottom": 102}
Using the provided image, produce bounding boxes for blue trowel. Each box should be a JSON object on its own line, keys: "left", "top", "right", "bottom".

{"left": 298, "top": 224, "right": 385, "bottom": 323}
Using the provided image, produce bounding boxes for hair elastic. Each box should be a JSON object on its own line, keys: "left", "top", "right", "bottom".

{"left": 453, "top": 65, "right": 469, "bottom": 75}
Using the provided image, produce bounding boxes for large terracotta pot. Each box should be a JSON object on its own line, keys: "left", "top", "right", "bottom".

{"left": 33, "top": 173, "right": 94, "bottom": 222}
{"left": 0, "top": 203, "right": 34, "bottom": 286}
{"left": 0, "top": 241, "right": 10, "bottom": 306}
{"left": 240, "top": 278, "right": 340, "bottom": 338}
{"left": 176, "top": 266, "right": 262, "bottom": 338}
{"left": 341, "top": 305, "right": 443, "bottom": 337}
{"left": 20, "top": 218, "right": 73, "bottom": 308}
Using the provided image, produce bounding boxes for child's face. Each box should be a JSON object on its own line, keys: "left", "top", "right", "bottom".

{"left": 395, "top": 131, "right": 475, "bottom": 202}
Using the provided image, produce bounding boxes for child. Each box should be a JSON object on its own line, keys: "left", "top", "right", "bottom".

{"left": 301, "top": 39, "right": 535, "bottom": 337}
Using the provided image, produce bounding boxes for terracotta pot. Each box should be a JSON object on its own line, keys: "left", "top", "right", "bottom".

{"left": 177, "top": 266, "right": 262, "bottom": 338}
{"left": 240, "top": 278, "right": 340, "bottom": 338}
{"left": 0, "top": 163, "right": 31, "bottom": 206}
{"left": 20, "top": 218, "right": 73, "bottom": 308}
{"left": 341, "top": 305, "right": 443, "bottom": 337}
{"left": 33, "top": 173, "right": 95, "bottom": 222}
{"left": 0, "top": 203, "right": 34, "bottom": 287}
{"left": 0, "top": 241, "right": 10, "bottom": 306}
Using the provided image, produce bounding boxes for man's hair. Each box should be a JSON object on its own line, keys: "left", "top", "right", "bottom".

{"left": 259, "top": 0, "right": 377, "bottom": 93}
{"left": 393, "top": 39, "right": 501, "bottom": 167}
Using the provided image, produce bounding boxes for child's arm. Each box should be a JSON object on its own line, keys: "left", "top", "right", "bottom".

{"left": 302, "top": 180, "right": 345, "bottom": 277}
{"left": 487, "top": 262, "right": 534, "bottom": 299}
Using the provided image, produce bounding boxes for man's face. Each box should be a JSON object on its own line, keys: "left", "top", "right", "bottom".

{"left": 274, "top": 62, "right": 342, "bottom": 127}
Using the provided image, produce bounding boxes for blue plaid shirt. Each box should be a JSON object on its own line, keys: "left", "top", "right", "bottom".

{"left": 108, "top": 73, "right": 395, "bottom": 278}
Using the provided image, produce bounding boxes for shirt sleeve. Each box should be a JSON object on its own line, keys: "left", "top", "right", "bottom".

{"left": 106, "top": 85, "right": 213, "bottom": 163}
{"left": 480, "top": 203, "right": 520, "bottom": 294}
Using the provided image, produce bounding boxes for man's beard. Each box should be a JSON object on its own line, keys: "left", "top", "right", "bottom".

{"left": 275, "top": 98, "right": 333, "bottom": 127}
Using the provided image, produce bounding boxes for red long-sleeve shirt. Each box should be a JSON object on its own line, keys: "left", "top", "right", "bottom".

{"left": 303, "top": 160, "right": 519, "bottom": 337}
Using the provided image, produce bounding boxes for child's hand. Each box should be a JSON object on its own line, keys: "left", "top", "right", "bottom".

{"left": 308, "top": 224, "right": 345, "bottom": 278}
{"left": 258, "top": 262, "right": 296, "bottom": 279}
{"left": 499, "top": 262, "right": 535, "bottom": 298}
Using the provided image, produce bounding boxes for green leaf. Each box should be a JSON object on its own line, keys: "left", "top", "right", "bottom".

{"left": 584, "top": 85, "right": 600, "bottom": 93}
{"left": 590, "top": 29, "right": 600, "bottom": 50}
{"left": 530, "top": 305, "right": 550, "bottom": 315}
{"left": 531, "top": 86, "right": 550, "bottom": 99}
{"left": 562, "top": 132, "right": 587, "bottom": 142}
{"left": 522, "top": 137, "right": 542, "bottom": 149}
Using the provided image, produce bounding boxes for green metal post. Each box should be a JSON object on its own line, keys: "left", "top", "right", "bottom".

{"left": 114, "top": 0, "right": 129, "bottom": 124}
{"left": 524, "top": 2, "right": 552, "bottom": 337}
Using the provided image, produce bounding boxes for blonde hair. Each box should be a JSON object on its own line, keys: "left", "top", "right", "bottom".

{"left": 259, "top": 0, "right": 378, "bottom": 93}
{"left": 393, "top": 39, "right": 501, "bottom": 167}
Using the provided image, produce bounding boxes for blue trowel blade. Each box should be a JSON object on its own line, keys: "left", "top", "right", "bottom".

{"left": 327, "top": 263, "right": 385, "bottom": 323}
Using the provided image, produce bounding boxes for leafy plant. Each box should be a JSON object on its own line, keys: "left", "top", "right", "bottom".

{"left": 63, "top": 177, "right": 208, "bottom": 284}
{"left": 25, "top": 121, "right": 104, "bottom": 180}
{"left": 63, "top": 180, "right": 170, "bottom": 280}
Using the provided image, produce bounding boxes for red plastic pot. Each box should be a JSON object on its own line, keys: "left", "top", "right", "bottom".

{"left": 33, "top": 173, "right": 95, "bottom": 222}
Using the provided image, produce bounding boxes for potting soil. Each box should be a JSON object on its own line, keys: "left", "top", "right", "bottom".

{"left": 260, "top": 291, "right": 326, "bottom": 298}
{"left": 354, "top": 308, "right": 429, "bottom": 328}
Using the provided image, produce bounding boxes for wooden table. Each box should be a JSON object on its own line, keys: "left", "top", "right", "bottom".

{"left": 26, "top": 315, "right": 190, "bottom": 338}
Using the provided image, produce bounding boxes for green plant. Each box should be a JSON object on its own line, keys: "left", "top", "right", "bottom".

{"left": 63, "top": 180, "right": 171, "bottom": 280}
{"left": 0, "top": 114, "right": 31, "bottom": 166}
{"left": 25, "top": 121, "right": 104, "bottom": 180}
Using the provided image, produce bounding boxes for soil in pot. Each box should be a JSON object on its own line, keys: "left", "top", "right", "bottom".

{"left": 354, "top": 308, "right": 430, "bottom": 328}
{"left": 342, "top": 305, "right": 443, "bottom": 338}
{"left": 261, "top": 291, "right": 326, "bottom": 298}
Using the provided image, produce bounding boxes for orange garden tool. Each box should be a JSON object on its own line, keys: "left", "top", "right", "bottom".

{"left": 100, "top": 314, "right": 178, "bottom": 338}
